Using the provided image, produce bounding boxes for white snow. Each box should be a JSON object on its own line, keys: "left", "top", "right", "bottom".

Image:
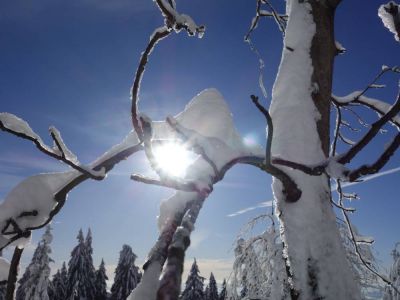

{"left": 325, "top": 158, "right": 349, "bottom": 180}
{"left": 127, "top": 261, "right": 161, "bottom": 300}
{"left": 49, "top": 126, "right": 79, "bottom": 164}
{"left": 0, "top": 257, "right": 10, "bottom": 282}
{"left": 335, "top": 40, "right": 346, "bottom": 53}
{"left": 269, "top": 0, "right": 361, "bottom": 298}
{"left": 153, "top": 89, "right": 264, "bottom": 229}
{"left": 0, "top": 113, "right": 42, "bottom": 142}
{"left": 378, "top": 2, "right": 400, "bottom": 41}
{"left": 157, "top": 0, "right": 204, "bottom": 37}
{"left": 0, "top": 171, "right": 80, "bottom": 249}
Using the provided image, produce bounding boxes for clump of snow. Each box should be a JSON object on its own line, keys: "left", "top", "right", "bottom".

{"left": 0, "top": 171, "right": 80, "bottom": 248}
{"left": 49, "top": 126, "right": 79, "bottom": 164}
{"left": 378, "top": 1, "right": 400, "bottom": 41}
{"left": 154, "top": 89, "right": 264, "bottom": 229}
{"left": 0, "top": 257, "right": 10, "bottom": 282}
{"left": 326, "top": 158, "right": 349, "bottom": 180}
{"left": 335, "top": 41, "right": 346, "bottom": 54}
{"left": 128, "top": 261, "right": 161, "bottom": 300}
{"left": 0, "top": 113, "right": 43, "bottom": 144}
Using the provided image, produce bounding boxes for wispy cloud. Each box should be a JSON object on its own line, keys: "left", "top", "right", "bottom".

{"left": 227, "top": 166, "right": 400, "bottom": 218}
{"left": 339, "top": 166, "right": 400, "bottom": 189}
{"left": 227, "top": 201, "right": 273, "bottom": 217}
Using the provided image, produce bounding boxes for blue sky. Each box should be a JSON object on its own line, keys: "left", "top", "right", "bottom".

{"left": 0, "top": 0, "right": 399, "bottom": 285}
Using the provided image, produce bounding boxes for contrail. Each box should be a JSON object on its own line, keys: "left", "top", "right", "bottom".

{"left": 227, "top": 201, "right": 272, "bottom": 217}
{"left": 227, "top": 166, "right": 400, "bottom": 217}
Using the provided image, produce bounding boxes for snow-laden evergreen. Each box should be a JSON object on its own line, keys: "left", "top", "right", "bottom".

{"left": 66, "top": 229, "right": 96, "bottom": 300}
{"left": 0, "top": 283, "right": 5, "bottom": 300}
{"left": 180, "top": 259, "right": 205, "bottom": 300}
{"left": 94, "top": 259, "right": 108, "bottom": 300}
{"left": 219, "top": 279, "right": 227, "bottom": 300}
{"left": 16, "top": 226, "right": 53, "bottom": 300}
{"left": 49, "top": 262, "right": 68, "bottom": 300}
{"left": 110, "top": 245, "right": 141, "bottom": 300}
{"left": 205, "top": 273, "right": 218, "bottom": 300}
{"left": 383, "top": 243, "right": 400, "bottom": 300}
{"left": 84, "top": 228, "right": 97, "bottom": 298}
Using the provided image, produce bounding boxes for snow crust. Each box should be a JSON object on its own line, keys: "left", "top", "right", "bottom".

{"left": 378, "top": 2, "right": 400, "bottom": 41}
{"left": 326, "top": 158, "right": 349, "bottom": 180}
{"left": 0, "top": 113, "right": 43, "bottom": 143}
{"left": 153, "top": 89, "right": 264, "bottom": 229}
{"left": 127, "top": 261, "right": 161, "bottom": 300}
{"left": 269, "top": 1, "right": 360, "bottom": 298}
{"left": 157, "top": 0, "right": 204, "bottom": 37}
{"left": 0, "top": 171, "right": 80, "bottom": 248}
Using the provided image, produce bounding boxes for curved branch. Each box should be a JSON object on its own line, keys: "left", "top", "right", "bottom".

{"left": 0, "top": 116, "right": 105, "bottom": 180}
{"left": 131, "top": 27, "right": 171, "bottom": 141}
{"left": 251, "top": 95, "right": 302, "bottom": 202}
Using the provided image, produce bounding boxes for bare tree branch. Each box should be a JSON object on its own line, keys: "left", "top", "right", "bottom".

{"left": 0, "top": 116, "right": 106, "bottom": 180}
{"left": 251, "top": 95, "right": 302, "bottom": 203}
{"left": 131, "top": 27, "right": 171, "bottom": 141}
{"left": 131, "top": 174, "right": 212, "bottom": 196}
{"left": 338, "top": 92, "right": 400, "bottom": 164}
{"left": 347, "top": 132, "right": 400, "bottom": 181}
{"left": 0, "top": 139, "right": 143, "bottom": 252}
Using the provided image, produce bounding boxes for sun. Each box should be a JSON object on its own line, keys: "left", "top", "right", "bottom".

{"left": 153, "top": 142, "right": 194, "bottom": 177}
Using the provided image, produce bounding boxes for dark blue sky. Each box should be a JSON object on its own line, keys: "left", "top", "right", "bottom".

{"left": 0, "top": 0, "right": 399, "bottom": 282}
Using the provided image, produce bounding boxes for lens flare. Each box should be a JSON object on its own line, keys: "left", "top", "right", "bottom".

{"left": 153, "top": 143, "right": 193, "bottom": 177}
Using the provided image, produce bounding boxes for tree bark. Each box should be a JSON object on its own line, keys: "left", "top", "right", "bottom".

{"left": 270, "top": 1, "right": 360, "bottom": 299}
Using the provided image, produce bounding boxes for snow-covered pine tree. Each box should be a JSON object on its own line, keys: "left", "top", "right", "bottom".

{"left": 180, "top": 259, "right": 205, "bottom": 300}
{"left": 85, "top": 228, "right": 97, "bottom": 298}
{"left": 204, "top": 286, "right": 209, "bottom": 300}
{"left": 67, "top": 229, "right": 96, "bottom": 299}
{"left": 49, "top": 270, "right": 62, "bottom": 300}
{"left": 219, "top": 279, "right": 227, "bottom": 300}
{"left": 0, "top": 283, "right": 5, "bottom": 300}
{"left": 49, "top": 262, "right": 68, "bottom": 300}
{"left": 205, "top": 273, "right": 218, "bottom": 300}
{"left": 94, "top": 259, "right": 108, "bottom": 300}
{"left": 110, "top": 245, "right": 141, "bottom": 300}
{"left": 16, "top": 250, "right": 38, "bottom": 300}
{"left": 16, "top": 226, "right": 53, "bottom": 300}
{"left": 384, "top": 243, "right": 400, "bottom": 300}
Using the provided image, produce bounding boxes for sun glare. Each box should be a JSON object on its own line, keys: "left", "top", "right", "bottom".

{"left": 153, "top": 142, "right": 194, "bottom": 177}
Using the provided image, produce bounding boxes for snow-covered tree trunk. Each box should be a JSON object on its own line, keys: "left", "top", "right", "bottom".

{"left": 269, "top": 1, "right": 360, "bottom": 299}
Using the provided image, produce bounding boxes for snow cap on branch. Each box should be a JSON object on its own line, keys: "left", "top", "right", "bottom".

{"left": 378, "top": 1, "right": 400, "bottom": 41}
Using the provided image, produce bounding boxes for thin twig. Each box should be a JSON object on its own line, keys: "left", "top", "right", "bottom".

{"left": 339, "top": 93, "right": 400, "bottom": 164}
{"left": 251, "top": 95, "right": 302, "bottom": 202}
{"left": 335, "top": 180, "right": 400, "bottom": 295}
{"left": 0, "top": 121, "right": 105, "bottom": 180}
